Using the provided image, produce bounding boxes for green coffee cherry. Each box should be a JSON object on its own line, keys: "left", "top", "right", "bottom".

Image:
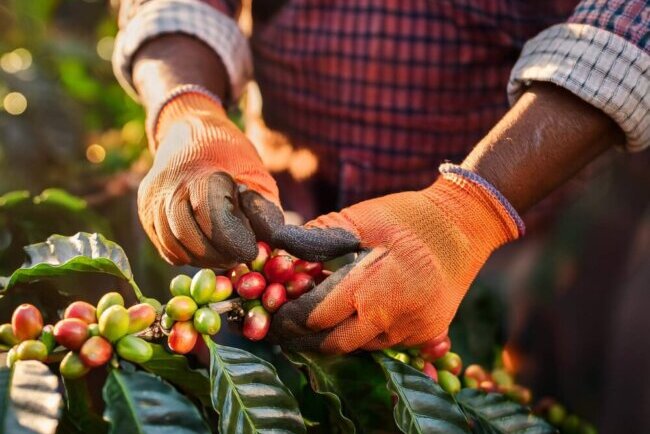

{"left": 548, "top": 404, "right": 567, "bottom": 426}
{"left": 438, "top": 371, "right": 461, "bottom": 395}
{"left": 190, "top": 269, "right": 216, "bottom": 305}
{"left": 410, "top": 356, "right": 425, "bottom": 371}
{"left": 562, "top": 415, "right": 581, "bottom": 434}
{"left": 88, "top": 323, "right": 100, "bottom": 337}
{"left": 142, "top": 297, "right": 163, "bottom": 314}
{"left": 60, "top": 352, "right": 90, "bottom": 379}
{"left": 170, "top": 275, "right": 192, "bottom": 297}
{"left": 160, "top": 314, "right": 174, "bottom": 330}
{"left": 6, "top": 347, "right": 17, "bottom": 368}
{"left": 491, "top": 368, "right": 514, "bottom": 388}
{"left": 39, "top": 325, "right": 56, "bottom": 353}
{"left": 0, "top": 323, "right": 20, "bottom": 346}
{"left": 116, "top": 335, "right": 153, "bottom": 364}
{"left": 165, "top": 296, "right": 198, "bottom": 321}
{"left": 96, "top": 292, "right": 125, "bottom": 319}
{"left": 16, "top": 340, "right": 48, "bottom": 362}
{"left": 99, "top": 305, "right": 129, "bottom": 343}
{"left": 434, "top": 352, "right": 462, "bottom": 376}
{"left": 193, "top": 307, "right": 221, "bottom": 335}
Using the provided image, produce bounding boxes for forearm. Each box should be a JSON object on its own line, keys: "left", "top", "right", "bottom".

{"left": 462, "top": 83, "right": 625, "bottom": 213}
{"left": 132, "top": 34, "right": 229, "bottom": 114}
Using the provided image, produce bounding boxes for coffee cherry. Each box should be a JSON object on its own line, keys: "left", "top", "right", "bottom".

{"left": 479, "top": 380, "right": 497, "bottom": 393}
{"left": 39, "top": 325, "right": 56, "bottom": 353}
{"left": 229, "top": 264, "right": 250, "bottom": 287}
{"left": 580, "top": 423, "right": 597, "bottom": 434}
{"left": 438, "top": 370, "right": 461, "bottom": 395}
{"left": 423, "top": 362, "right": 438, "bottom": 382}
{"left": 547, "top": 404, "right": 567, "bottom": 426}
{"left": 285, "top": 272, "right": 315, "bottom": 299}
{"left": 160, "top": 314, "right": 174, "bottom": 331}
{"left": 116, "top": 335, "right": 153, "bottom": 364}
{"left": 294, "top": 260, "right": 323, "bottom": 277}
{"left": 411, "top": 356, "right": 425, "bottom": 371}
{"left": 491, "top": 368, "right": 514, "bottom": 389}
{"left": 250, "top": 241, "right": 271, "bottom": 272}
{"left": 12, "top": 304, "right": 43, "bottom": 341}
{"left": 434, "top": 352, "right": 462, "bottom": 376}
{"left": 96, "top": 292, "right": 124, "bottom": 319}
{"left": 99, "top": 305, "right": 129, "bottom": 343}
{"left": 263, "top": 256, "right": 295, "bottom": 284}
{"left": 6, "top": 347, "right": 17, "bottom": 368}
{"left": 562, "top": 415, "right": 581, "bottom": 434}
{"left": 505, "top": 385, "right": 531, "bottom": 405}
{"left": 64, "top": 301, "right": 97, "bottom": 325}
{"left": 88, "top": 323, "right": 100, "bottom": 337}
{"left": 242, "top": 306, "right": 271, "bottom": 341}
{"left": 142, "top": 297, "right": 163, "bottom": 314}
{"left": 236, "top": 272, "right": 267, "bottom": 300}
{"left": 165, "top": 296, "right": 197, "bottom": 321}
{"left": 420, "top": 336, "right": 451, "bottom": 361}
{"left": 210, "top": 276, "right": 233, "bottom": 303}
{"left": 16, "top": 340, "right": 48, "bottom": 362}
{"left": 0, "top": 323, "right": 20, "bottom": 346}
{"left": 193, "top": 307, "right": 221, "bottom": 335}
{"left": 170, "top": 274, "right": 192, "bottom": 297}
{"left": 79, "top": 336, "right": 113, "bottom": 367}
{"left": 191, "top": 269, "right": 217, "bottom": 305}
{"left": 54, "top": 318, "right": 89, "bottom": 351}
{"left": 127, "top": 303, "right": 157, "bottom": 334}
{"left": 168, "top": 321, "right": 198, "bottom": 354}
{"left": 464, "top": 364, "right": 489, "bottom": 383}
{"left": 261, "top": 283, "right": 288, "bottom": 313}
{"left": 60, "top": 352, "right": 90, "bottom": 379}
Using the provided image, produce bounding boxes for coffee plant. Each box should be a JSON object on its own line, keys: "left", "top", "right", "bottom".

{"left": 0, "top": 231, "right": 597, "bottom": 433}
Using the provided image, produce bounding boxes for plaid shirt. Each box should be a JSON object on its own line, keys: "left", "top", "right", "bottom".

{"left": 114, "top": 0, "right": 649, "bottom": 208}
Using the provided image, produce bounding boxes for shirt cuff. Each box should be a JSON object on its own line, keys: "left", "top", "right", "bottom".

{"left": 112, "top": 0, "right": 252, "bottom": 105}
{"left": 508, "top": 23, "right": 650, "bottom": 152}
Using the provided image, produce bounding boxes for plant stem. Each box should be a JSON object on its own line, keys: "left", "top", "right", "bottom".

{"left": 136, "top": 297, "right": 244, "bottom": 340}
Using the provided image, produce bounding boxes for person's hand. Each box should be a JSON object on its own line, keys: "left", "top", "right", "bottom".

{"left": 138, "top": 91, "right": 283, "bottom": 267}
{"left": 271, "top": 166, "right": 523, "bottom": 353}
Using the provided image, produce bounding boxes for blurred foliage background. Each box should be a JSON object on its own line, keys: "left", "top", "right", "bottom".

{"left": 0, "top": 0, "right": 648, "bottom": 432}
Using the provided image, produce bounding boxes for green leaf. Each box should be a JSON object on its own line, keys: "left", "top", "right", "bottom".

{"left": 102, "top": 368, "right": 210, "bottom": 434}
{"left": 60, "top": 377, "right": 108, "bottom": 434}
{"left": 0, "top": 360, "right": 62, "bottom": 434}
{"left": 2, "top": 232, "right": 141, "bottom": 294}
{"left": 204, "top": 336, "right": 306, "bottom": 434}
{"left": 284, "top": 351, "right": 357, "bottom": 433}
{"left": 374, "top": 354, "right": 470, "bottom": 434}
{"left": 456, "top": 389, "right": 556, "bottom": 433}
{"left": 140, "top": 344, "right": 211, "bottom": 407}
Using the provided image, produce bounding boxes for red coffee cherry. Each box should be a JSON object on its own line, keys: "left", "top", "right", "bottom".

{"left": 434, "top": 352, "right": 463, "bottom": 376}
{"left": 64, "top": 301, "right": 97, "bottom": 325}
{"left": 168, "top": 321, "right": 198, "bottom": 354}
{"left": 285, "top": 272, "right": 315, "bottom": 299}
{"left": 423, "top": 362, "right": 438, "bottom": 382}
{"left": 242, "top": 306, "right": 271, "bottom": 341}
{"left": 228, "top": 264, "right": 250, "bottom": 287}
{"left": 12, "top": 304, "right": 43, "bottom": 341}
{"left": 53, "top": 318, "right": 89, "bottom": 351}
{"left": 236, "top": 272, "right": 267, "bottom": 300}
{"left": 250, "top": 241, "right": 272, "bottom": 272}
{"left": 263, "top": 256, "right": 295, "bottom": 284}
{"left": 79, "top": 336, "right": 113, "bottom": 368}
{"left": 293, "top": 260, "right": 323, "bottom": 278}
{"left": 261, "top": 283, "right": 288, "bottom": 313}
{"left": 420, "top": 335, "right": 451, "bottom": 361}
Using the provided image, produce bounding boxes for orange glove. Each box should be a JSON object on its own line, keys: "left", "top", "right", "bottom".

{"left": 271, "top": 165, "right": 523, "bottom": 353}
{"left": 139, "top": 88, "right": 283, "bottom": 267}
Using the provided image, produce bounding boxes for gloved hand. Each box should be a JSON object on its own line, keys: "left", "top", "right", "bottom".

{"left": 271, "top": 166, "right": 523, "bottom": 353}
{"left": 138, "top": 90, "right": 284, "bottom": 267}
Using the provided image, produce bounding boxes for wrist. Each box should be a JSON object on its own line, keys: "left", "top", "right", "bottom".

{"left": 148, "top": 85, "right": 226, "bottom": 152}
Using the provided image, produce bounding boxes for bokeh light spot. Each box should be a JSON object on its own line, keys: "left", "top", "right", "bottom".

{"left": 96, "top": 36, "right": 114, "bottom": 61}
{"left": 3, "top": 92, "right": 27, "bottom": 115}
{"left": 86, "top": 144, "right": 106, "bottom": 163}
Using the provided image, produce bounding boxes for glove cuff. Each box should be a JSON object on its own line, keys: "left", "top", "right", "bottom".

{"left": 146, "top": 84, "right": 224, "bottom": 152}
{"left": 438, "top": 163, "right": 526, "bottom": 238}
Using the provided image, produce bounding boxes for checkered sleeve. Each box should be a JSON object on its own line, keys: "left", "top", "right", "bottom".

{"left": 112, "top": 0, "right": 252, "bottom": 104}
{"left": 508, "top": 0, "right": 650, "bottom": 152}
